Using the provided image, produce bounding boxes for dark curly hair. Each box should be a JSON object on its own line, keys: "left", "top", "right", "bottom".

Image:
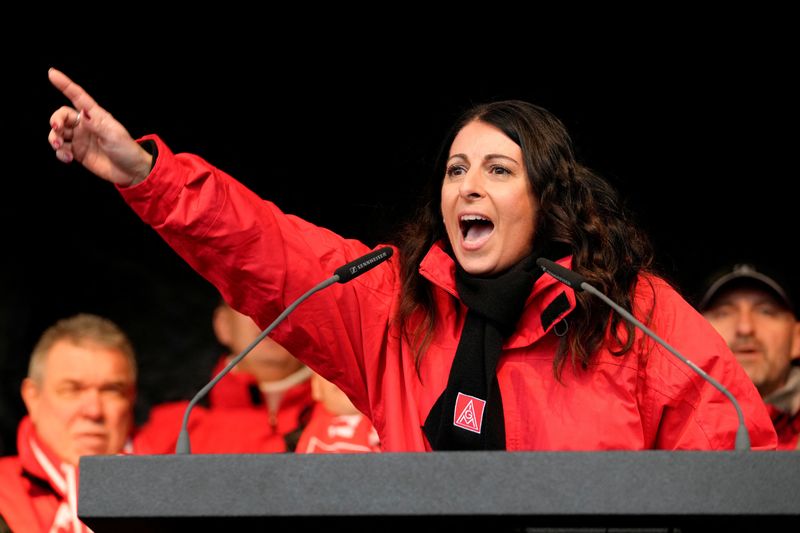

{"left": 395, "top": 100, "right": 655, "bottom": 377}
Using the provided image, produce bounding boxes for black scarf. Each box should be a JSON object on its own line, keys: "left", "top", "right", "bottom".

{"left": 422, "top": 254, "right": 543, "bottom": 450}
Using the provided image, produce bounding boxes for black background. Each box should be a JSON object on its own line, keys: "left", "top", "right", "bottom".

{"left": 2, "top": 26, "right": 795, "bottom": 454}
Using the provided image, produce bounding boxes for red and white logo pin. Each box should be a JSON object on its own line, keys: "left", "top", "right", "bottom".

{"left": 453, "top": 392, "right": 486, "bottom": 434}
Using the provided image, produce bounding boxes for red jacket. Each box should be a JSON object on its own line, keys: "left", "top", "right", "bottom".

{"left": 767, "top": 405, "right": 800, "bottom": 450}
{"left": 120, "top": 135, "right": 777, "bottom": 451}
{"left": 135, "top": 357, "right": 313, "bottom": 453}
{"left": 296, "top": 403, "right": 380, "bottom": 453}
{"left": 0, "top": 418, "right": 96, "bottom": 532}
{"left": 208, "top": 356, "right": 314, "bottom": 436}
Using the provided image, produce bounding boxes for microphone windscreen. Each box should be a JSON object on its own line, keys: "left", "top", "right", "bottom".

{"left": 335, "top": 247, "right": 394, "bottom": 284}
{"left": 536, "top": 258, "right": 586, "bottom": 291}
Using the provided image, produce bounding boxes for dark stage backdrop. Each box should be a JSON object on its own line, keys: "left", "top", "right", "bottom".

{"left": 2, "top": 38, "right": 795, "bottom": 455}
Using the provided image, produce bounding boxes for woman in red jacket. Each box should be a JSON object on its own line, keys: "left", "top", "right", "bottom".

{"left": 46, "top": 69, "right": 776, "bottom": 451}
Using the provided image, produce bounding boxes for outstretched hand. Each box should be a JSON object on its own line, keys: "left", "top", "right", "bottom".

{"left": 47, "top": 68, "right": 152, "bottom": 187}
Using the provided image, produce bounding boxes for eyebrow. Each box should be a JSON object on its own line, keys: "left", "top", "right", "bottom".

{"left": 56, "top": 378, "right": 131, "bottom": 388}
{"left": 447, "top": 153, "right": 519, "bottom": 164}
{"left": 714, "top": 295, "right": 788, "bottom": 309}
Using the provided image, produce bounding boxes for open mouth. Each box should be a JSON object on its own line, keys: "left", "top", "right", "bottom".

{"left": 459, "top": 214, "right": 495, "bottom": 244}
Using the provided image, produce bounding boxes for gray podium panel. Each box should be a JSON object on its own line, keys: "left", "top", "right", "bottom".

{"left": 79, "top": 451, "right": 800, "bottom": 532}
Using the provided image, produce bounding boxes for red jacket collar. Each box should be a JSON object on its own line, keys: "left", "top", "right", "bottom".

{"left": 16, "top": 416, "right": 70, "bottom": 498}
{"left": 418, "top": 241, "right": 576, "bottom": 348}
{"left": 209, "top": 355, "right": 312, "bottom": 410}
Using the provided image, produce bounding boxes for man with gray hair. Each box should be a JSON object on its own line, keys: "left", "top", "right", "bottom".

{"left": 1, "top": 310, "right": 312, "bottom": 532}
{"left": 0, "top": 314, "right": 137, "bottom": 532}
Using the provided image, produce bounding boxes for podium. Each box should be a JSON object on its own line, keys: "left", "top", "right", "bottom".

{"left": 79, "top": 451, "right": 799, "bottom": 532}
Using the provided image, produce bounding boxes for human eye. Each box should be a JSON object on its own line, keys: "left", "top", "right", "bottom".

{"left": 101, "top": 383, "right": 130, "bottom": 399}
{"left": 707, "top": 306, "right": 732, "bottom": 319}
{"left": 57, "top": 382, "right": 81, "bottom": 398}
{"left": 756, "top": 304, "right": 780, "bottom": 317}
{"left": 445, "top": 164, "right": 467, "bottom": 179}
{"left": 489, "top": 165, "right": 511, "bottom": 176}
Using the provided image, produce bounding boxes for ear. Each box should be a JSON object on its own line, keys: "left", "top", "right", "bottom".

{"left": 20, "top": 378, "right": 40, "bottom": 417}
{"left": 212, "top": 304, "right": 232, "bottom": 348}
{"left": 790, "top": 321, "right": 800, "bottom": 361}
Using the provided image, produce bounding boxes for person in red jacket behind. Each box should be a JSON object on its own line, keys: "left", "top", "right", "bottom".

{"left": 46, "top": 69, "right": 777, "bottom": 451}
{"left": 211, "top": 300, "right": 314, "bottom": 445}
{"left": 297, "top": 372, "right": 380, "bottom": 453}
{"left": 0, "top": 311, "right": 300, "bottom": 532}
{"left": 0, "top": 314, "right": 138, "bottom": 533}
{"left": 699, "top": 264, "right": 800, "bottom": 450}
{"left": 137, "top": 301, "right": 314, "bottom": 453}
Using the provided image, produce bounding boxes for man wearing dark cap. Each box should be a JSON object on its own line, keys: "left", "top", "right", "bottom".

{"left": 699, "top": 264, "right": 800, "bottom": 450}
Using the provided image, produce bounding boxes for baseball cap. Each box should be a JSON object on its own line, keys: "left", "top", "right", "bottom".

{"left": 698, "top": 264, "right": 794, "bottom": 314}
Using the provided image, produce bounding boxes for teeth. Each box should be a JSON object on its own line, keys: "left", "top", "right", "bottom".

{"left": 460, "top": 214, "right": 490, "bottom": 222}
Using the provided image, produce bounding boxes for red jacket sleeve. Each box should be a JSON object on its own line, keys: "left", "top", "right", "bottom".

{"left": 119, "top": 135, "right": 399, "bottom": 418}
{"left": 636, "top": 277, "right": 777, "bottom": 450}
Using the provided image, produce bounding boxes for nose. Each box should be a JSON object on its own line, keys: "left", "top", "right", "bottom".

{"left": 459, "top": 169, "right": 485, "bottom": 200}
{"left": 735, "top": 310, "right": 756, "bottom": 337}
{"left": 79, "top": 388, "right": 104, "bottom": 420}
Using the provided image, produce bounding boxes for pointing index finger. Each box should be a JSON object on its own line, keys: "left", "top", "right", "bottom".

{"left": 48, "top": 67, "right": 99, "bottom": 115}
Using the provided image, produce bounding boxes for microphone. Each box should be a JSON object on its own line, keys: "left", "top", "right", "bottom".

{"left": 175, "top": 246, "right": 394, "bottom": 454}
{"left": 536, "top": 257, "right": 751, "bottom": 451}
{"left": 334, "top": 247, "right": 393, "bottom": 283}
